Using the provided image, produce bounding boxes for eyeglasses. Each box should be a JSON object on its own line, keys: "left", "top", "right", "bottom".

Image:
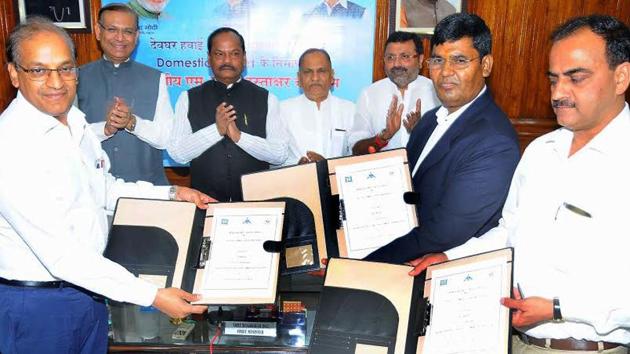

{"left": 98, "top": 22, "right": 138, "bottom": 37}
{"left": 426, "top": 56, "right": 481, "bottom": 70}
{"left": 384, "top": 53, "right": 418, "bottom": 63}
{"left": 15, "top": 64, "right": 78, "bottom": 81}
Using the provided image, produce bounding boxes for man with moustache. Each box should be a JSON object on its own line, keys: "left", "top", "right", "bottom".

{"left": 365, "top": 13, "right": 519, "bottom": 264}
{"left": 407, "top": 15, "right": 630, "bottom": 353}
{"left": 280, "top": 48, "right": 355, "bottom": 165}
{"left": 78, "top": 3, "right": 174, "bottom": 184}
{"left": 0, "top": 17, "right": 210, "bottom": 353}
{"left": 349, "top": 31, "right": 440, "bottom": 154}
{"left": 169, "top": 27, "right": 287, "bottom": 201}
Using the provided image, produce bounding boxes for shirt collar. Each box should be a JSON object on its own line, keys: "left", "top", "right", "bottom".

{"left": 102, "top": 55, "right": 131, "bottom": 68}
{"left": 323, "top": 0, "right": 348, "bottom": 10}
{"left": 301, "top": 93, "right": 331, "bottom": 108}
{"left": 544, "top": 102, "right": 630, "bottom": 156}
{"left": 386, "top": 75, "right": 423, "bottom": 96}
{"left": 15, "top": 92, "right": 86, "bottom": 136}
{"left": 435, "top": 85, "right": 487, "bottom": 125}
{"left": 213, "top": 77, "right": 242, "bottom": 89}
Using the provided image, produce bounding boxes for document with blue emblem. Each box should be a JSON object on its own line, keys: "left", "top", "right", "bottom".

{"left": 335, "top": 155, "right": 417, "bottom": 259}
{"left": 193, "top": 202, "right": 285, "bottom": 304}
{"left": 417, "top": 248, "right": 513, "bottom": 354}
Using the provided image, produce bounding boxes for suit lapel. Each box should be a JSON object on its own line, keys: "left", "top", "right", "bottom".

{"left": 407, "top": 112, "right": 438, "bottom": 170}
{"left": 414, "top": 90, "right": 493, "bottom": 180}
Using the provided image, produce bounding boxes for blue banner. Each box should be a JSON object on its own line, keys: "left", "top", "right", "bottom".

{"left": 102, "top": 0, "right": 377, "bottom": 165}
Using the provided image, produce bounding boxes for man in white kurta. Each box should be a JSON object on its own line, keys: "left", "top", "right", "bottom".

{"left": 349, "top": 31, "right": 439, "bottom": 154}
{"left": 280, "top": 48, "right": 355, "bottom": 165}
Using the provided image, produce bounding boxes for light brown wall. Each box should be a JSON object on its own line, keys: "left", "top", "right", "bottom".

{"left": 373, "top": 0, "right": 630, "bottom": 149}
{"left": 0, "top": 0, "right": 628, "bottom": 184}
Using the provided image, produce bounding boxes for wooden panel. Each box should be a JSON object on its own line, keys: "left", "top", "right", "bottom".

{"left": 468, "top": 0, "right": 630, "bottom": 149}
{"left": 0, "top": 0, "right": 18, "bottom": 111}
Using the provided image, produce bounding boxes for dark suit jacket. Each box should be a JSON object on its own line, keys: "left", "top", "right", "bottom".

{"left": 365, "top": 89, "right": 520, "bottom": 264}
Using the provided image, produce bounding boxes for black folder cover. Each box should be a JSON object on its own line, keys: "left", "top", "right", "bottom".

{"left": 310, "top": 249, "right": 513, "bottom": 354}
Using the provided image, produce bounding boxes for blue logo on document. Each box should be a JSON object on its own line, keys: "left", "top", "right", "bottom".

{"left": 221, "top": 218, "right": 228, "bottom": 225}
{"left": 243, "top": 217, "right": 252, "bottom": 224}
{"left": 367, "top": 172, "right": 376, "bottom": 179}
{"left": 345, "top": 176, "right": 353, "bottom": 183}
{"left": 439, "top": 279, "right": 448, "bottom": 286}
{"left": 464, "top": 274, "right": 473, "bottom": 281}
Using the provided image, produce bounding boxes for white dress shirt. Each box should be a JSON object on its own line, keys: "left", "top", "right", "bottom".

{"left": 411, "top": 86, "right": 486, "bottom": 177}
{"left": 0, "top": 93, "right": 171, "bottom": 307}
{"left": 348, "top": 75, "right": 440, "bottom": 151}
{"left": 168, "top": 80, "right": 288, "bottom": 166}
{"left": 90, "top": 62, "right": 174, "bottom": 149}
{"left": 445, "top": 103, "right": 630, "bottom": 344}
{"left": 280, "top": 94, "right": 355, "bottom": 166}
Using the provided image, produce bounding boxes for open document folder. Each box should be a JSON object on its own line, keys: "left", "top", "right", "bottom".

{"left": 241, "top": 148, "right": 417, "bottom": 263}
{"left": 104, "top": 198, "right": 285, "bottom": 305}
{"left": 310, "top": 248, "right": 513, "bottom": 354}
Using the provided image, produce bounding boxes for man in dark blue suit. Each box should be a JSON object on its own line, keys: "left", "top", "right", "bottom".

{"left": 365, "top": 13, "right": 520, "bottom": 264}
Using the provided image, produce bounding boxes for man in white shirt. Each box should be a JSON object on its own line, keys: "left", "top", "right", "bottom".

{"left": 0, "top": 17, "right": 211, "bottom": 354}
{"left": 408, "top": 15, "right": 630, "bottom": 353}
{"left": 78, "top": 4, "right": 174, "bottom": 185}
{"left": 169, "top": 27, "right": 287, "bottom": 201}
{"left": 280, "top": 48, "right": 355, "bottom": 166}
{"left": 349, "top": 31, "right": 440, "bottom": 154}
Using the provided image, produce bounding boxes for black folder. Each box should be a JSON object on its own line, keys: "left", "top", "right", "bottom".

{"left": 310, "top": 248, "right": 513, "bottom": 354}
{"left": 104, "top": 198, "right": 288, "bottom": 304}
{"left": 241, "top": 148, "right": 416, "bottom": 266}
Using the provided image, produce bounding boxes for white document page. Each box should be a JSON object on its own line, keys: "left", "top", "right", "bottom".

{"left": 200, "top": 207, "right": 282, "bottom": 301}
{"left": 336, "top": 156, "right": 416, "bottom": 258}
{"left": 423, "top": 258, "right": 510, "bottom": 354}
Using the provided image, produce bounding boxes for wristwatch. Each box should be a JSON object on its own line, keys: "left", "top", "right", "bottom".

{"left": 126, "top": 115, "right": 137, "bottom": 132}
{"left": 168, "top": 186, "right": 177, "bottom": 201}
{"left": 552, "top": 297, "right": 563, "bottom": 322}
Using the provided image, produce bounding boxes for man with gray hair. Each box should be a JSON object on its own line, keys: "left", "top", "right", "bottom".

{"left": 0, "top": 17, "right": 210, "bottom": 353}
{"left": 280, "top": 48, "right": 355, "bottom": 165}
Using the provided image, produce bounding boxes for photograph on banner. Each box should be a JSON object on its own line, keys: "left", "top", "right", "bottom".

{"left": 101, "top": 0, "right": 377, "bottom": 166}
{"left": 392, "top": 0, "right": 464, "bottom": 35}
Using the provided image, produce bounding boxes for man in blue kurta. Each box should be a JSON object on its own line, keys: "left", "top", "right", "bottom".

{"left": 78, "top": 3, "right": 173, "bottom": 184}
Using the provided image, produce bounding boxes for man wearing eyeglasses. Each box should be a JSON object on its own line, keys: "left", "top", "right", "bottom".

{"left": 78, "top": 3, "right": 174, "bottom": 185}
{"left": 349, "top": 31, "right": 440, "bottom": 154}
{"left": 365, "top": 13, "right": 519, "bottom": 264}
{"left": 168, "top": 27, "right": 288, "bottom": 201}
{"left": 0, "top": 17, "right": 211, "bottom": 353}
